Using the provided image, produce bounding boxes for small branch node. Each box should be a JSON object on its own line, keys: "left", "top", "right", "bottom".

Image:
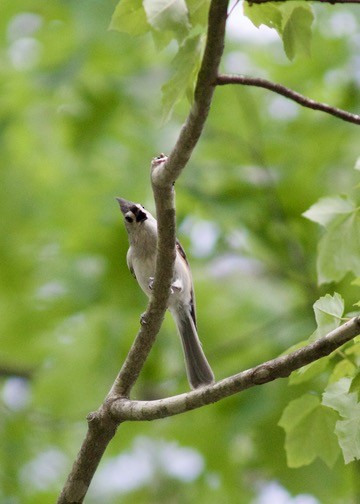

{"left": 251, "top": 366, "right": 272, "bottom": 384}
{"left": 151, "top": 153, "right": 171, "bottom": 188}
{"left": 86, "top": 411, "right": 98, "bottom": 424}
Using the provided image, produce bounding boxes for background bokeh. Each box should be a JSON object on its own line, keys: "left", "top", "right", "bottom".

{"left": 1, "top": 1, "right": 360, "bottom": 502}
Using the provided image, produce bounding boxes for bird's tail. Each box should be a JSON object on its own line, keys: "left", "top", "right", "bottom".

{"left": 171, "top": 306, "right": 215, "bottom": 389}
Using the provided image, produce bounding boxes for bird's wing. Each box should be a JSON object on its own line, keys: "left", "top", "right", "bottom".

{"left": 126, "top": 248, "right": 136, "bottom": 280}
{"left": 176, "top": 239, "right": 197, "bottom": 328}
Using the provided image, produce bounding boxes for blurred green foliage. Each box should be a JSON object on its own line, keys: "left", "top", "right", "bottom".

{"left": 1, "top": 1, "right": 360, "bottom": 503}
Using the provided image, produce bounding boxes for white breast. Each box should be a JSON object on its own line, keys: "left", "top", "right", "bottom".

{"left": 131, "top": 253, "right": 156, "bottom": 297}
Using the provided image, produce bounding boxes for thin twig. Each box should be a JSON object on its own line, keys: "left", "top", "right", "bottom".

{"left": 227, "top": 0, "right": 241, "bottom": 18}
{"left": 216, "top": 74, "right": 360, "bottom": 125}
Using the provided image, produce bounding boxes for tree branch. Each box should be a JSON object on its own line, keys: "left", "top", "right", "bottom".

{"left": 57, "top": 405, "right": 118, "bottom": 504}
{"left": 111, "top": 317, "right": 360, "bottom": 421}
{"left": 57, "top": 2, "right": 230, "bottom": 502}
{"left": 216, "top": 74, "right": 360, "bottom": 125}
{"left": 58, "top": 0, "right": 360, "bottom": 500}
{"left": 107, "top": 0, "right": 229, "bottom": 400}
{"left": 152, "top": 0, "right": 229, "bottom": 187}
{"left": 0, "top": 364, "right": 33, "bottom": 379}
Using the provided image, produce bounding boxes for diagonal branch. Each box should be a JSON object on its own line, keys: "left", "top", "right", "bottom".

{"left": 107, "top": 0, "right": 230, "bottom": 400}
{"left": 216, "top": 74, "right": 360, "bottom": 125}
{"left": 152, "top": 1, "right": 229, "bottom": 188}
{"left": 112, "top": 317, "right": 360, "bottom": 421}
{"left": 57, "top": 2, "right": 230, "bottom": 503}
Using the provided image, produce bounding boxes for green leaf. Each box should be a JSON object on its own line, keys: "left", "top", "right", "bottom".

{"left": 282, "top": 6, "right": 313, "bottom": 60}
{"left": 335, "top": 417, "right": 360, "bottom": 464}
{"left": 143, "top": 0, "right": 190, "bottom": 41}
{"left": 243, "top": 2, "right": 313, "bottom": 61}
{"left": 352, "top": 278, "right": 360, "bottom": 306}
{"left": 323, "top": 379, "right": 360, "bottom": 463}
{"left": 150, "top": 28, "right": 175, "bottom": 50}
{"left": 161, "top": 33, "right": 203, "bottom": 122}
{"left": 349, "top": 372, "right": 360, "bottom": 396}
{"left": 303, "top": 196, "right": 355, "bottom": 227}
{"left": 330, "top": 359, "right": 358, "bottom": 384}
{"left": 312, "top": 293, "right": 344, "bottom": 337}
{"left": 187, "top": 0, "right": 209, "bottom": 27}
{"left": 289, "top": 357, "right": 328, "bottom": 385}
{"left": 289, "top": 294, "right": 343, "bottom": 383}
{"left": 303, "top": 196, "right": 360, "bottom": 284}
{"left": 110, "top": 0, "right": 150, "bottom": 36}
{"left": 243, "top": 2, "right": 282, "bottom": 32}
{"left": 278, "top": 1, "right": 312, "bottom": 27}
{"left": 323, "top": 378, "right": 355, "bottom": 417}
{"left": 279, "top": 394, "right": 340, "bottom": 468}
{"left": 317, "top": 209, "right": 360, "bottom": 284}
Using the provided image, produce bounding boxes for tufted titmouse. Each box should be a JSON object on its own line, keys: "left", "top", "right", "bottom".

{"left": 116, "top": 192, "right": 214, "bottom": 389}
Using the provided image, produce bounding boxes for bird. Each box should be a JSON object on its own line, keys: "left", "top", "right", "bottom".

{"left": 116, "top": 195, "right": 215, "bottom": 389}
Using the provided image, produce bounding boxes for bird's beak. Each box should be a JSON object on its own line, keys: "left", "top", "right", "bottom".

{"left": 116, "top": 197, "right": 134, "bottom": 215}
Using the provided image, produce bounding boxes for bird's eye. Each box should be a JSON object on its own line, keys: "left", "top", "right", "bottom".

{"left": 125, "top": 215, "right": 133, "bottom": 223}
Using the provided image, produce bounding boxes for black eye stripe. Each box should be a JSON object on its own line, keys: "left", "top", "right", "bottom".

{"left": 130, "top": 205, "right": 147, "bottom": 222}
{"left": 136, "top": 210, "right": 146, "bottom": 222}
{"left": 125, "top": 215, "right": 133, "bottom": 223}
